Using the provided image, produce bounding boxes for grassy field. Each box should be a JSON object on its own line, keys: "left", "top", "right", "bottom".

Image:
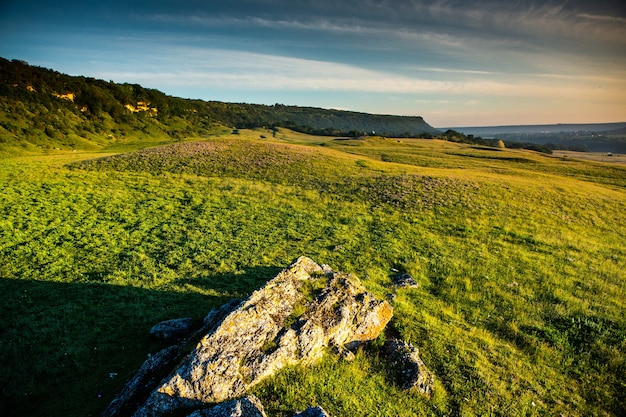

{"left": 1, "top": 129, "right": 625, "bottom": 417}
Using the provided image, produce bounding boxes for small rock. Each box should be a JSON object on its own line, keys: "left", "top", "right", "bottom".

{"left": 293, "top": 406, "right": 332, "bottom": 417}
{"left": 392, "top": 273, "right": 419, "bottom": 288}
{"left": 384, "top": 338, "right": 434, "bottom": 397}
{"left": 186, "top": 395, "right": 267, "bottom": 417}
{"left": 150, "top": 318, "right": 193, "bottom": 341}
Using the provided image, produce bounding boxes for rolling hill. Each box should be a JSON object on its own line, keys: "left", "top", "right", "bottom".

{"left": 2, "top": 129, "right": 626, "bottom": 416}
{"left": 0, "top": 57, "right": 439, "bottom": 154}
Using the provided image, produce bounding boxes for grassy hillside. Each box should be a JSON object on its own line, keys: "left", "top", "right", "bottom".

{"left": 0, "top": 58, "right": 439, "bottom": 156}
{"left": 1, "top": 129, "right": 625, "bottom": 416}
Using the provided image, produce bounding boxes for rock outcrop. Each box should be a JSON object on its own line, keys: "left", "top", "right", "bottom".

{"left": 131, "top": 256, "right": 393, "bottom": 417}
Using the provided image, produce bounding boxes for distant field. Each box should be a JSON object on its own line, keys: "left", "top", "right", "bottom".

{"left": 552, "top": 150, "right": 626, "bottom": 164}
{"left": 1, "top": 129, "right": 625, "bottom": 417}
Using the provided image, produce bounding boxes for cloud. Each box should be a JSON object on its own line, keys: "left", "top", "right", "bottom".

{"left": 142, "top": 12, "right": 468, "bottom": 51}
{"left": 407, "top": 66, "right": 500, "bottom": 76}
{"left": 141, "top": 2, "right": 626, "bottom": 73}
{"left": 91, "top": 47, "right": 462, "bottom": 93}
{"left": 577, "top": 13, "right": 626, "bottom": 24}
{"left": 88, "top": 45, "right": 622, "bottom": 104}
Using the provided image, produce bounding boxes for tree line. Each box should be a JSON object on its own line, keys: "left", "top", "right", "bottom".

{"left": 1, "top": 58, "right": 439, "bottom": 143}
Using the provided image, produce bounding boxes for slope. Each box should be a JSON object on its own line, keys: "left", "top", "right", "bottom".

{"left": 0, "top": 58, "right": 439, "bottom": 155}
{"left": 1, "top": 132, "right": 624, "bottom": 417}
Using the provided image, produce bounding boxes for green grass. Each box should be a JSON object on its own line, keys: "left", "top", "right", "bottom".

{"left": 1, "top": 130, "right": 625, "bottom": 416}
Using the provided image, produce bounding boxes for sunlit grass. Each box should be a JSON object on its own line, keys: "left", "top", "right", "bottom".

{"left": 1, "top": 130, "right": 625, "bottom": 416}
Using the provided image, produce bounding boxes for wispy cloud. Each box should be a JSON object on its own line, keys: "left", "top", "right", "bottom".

{"left": 142, "top": 13, "right": 468, "bottom": 51}
{"left": 141, "top": 2, "right": 626, "bottom": 74}
{"left": 90, "top": 46, "right": 621, "bottom": 102}
{"left": 577, "top": 13, "right": 626, "bottom": 24}
{"left": 406, "top": 66, "right": 500, "bottom": 76}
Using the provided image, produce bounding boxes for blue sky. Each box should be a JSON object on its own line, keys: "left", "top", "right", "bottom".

{"left": 1, "top": 0, "right": 625, "bottom": 127}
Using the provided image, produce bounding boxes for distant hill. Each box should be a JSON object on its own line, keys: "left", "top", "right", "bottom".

{"left": 447, "top": 123, "right": 626, "bottom": 153}
{"left": 250, "top": 104, "right": 441, "bottom": 137}
{"left": 447, "top": 123, "right": 626, "bottom": 137}
{"left": 607, "top": 126, "right": 626, "bottom": 136}
{"left": 0, "top": 58, "right": 438, "bottom": 153}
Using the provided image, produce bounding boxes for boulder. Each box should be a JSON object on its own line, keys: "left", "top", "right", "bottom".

{"left": 384, "top": 338, "right": 434, "bottom": 397}
{"left": 392, "top": 273, "right": 419, "bottom": 288}
{"left": 102, "top": 301, "right": 243, "bottom": 417}
{"left": 150, "top": 318, "right": 193, "bottom": 341}
{"left": 132, "top": 257, "right": 392, "bottom": 417}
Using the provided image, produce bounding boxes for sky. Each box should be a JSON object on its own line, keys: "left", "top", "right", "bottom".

{"left": 1, "top": 0, "right": 625, "bottom": 127}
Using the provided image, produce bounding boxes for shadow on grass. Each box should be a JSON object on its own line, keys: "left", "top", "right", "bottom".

{"left": 176, "top": 266, "right": 284, "bottom": 298}
{"left": 0, "top": 266, "right": 282, "bottom": 417}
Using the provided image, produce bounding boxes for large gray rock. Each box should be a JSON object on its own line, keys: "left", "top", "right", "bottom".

{"left": 132, "top": 256, "right": 393, "bottom": 417}
{"left": 384, "top": 338, "right": 435, "bottom": 397}
{"left": 103, "top": 301, "right": 244, "bottom": 417}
